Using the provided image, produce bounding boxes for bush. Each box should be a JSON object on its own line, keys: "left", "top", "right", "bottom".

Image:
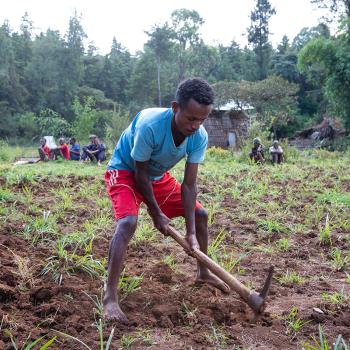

{"left": 105, "top": 105, "right": 131, "bottom": 148}
{"left": 0, "top": 140, "right": 11, "bottom": 161}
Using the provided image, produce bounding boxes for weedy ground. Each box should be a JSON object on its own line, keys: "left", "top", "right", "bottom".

{"left": 0, "top": 147, "right": 349, "bottom": 349}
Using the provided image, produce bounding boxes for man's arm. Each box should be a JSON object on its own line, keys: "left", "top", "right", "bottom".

{"left": 182, "top": 162, "right": 200, "bottom": 250}
{"left": 134, "top": 160, "right": 170, "bottom": 234}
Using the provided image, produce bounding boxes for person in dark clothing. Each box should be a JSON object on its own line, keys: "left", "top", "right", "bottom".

{"left": 81, "top": 135, "right": 106, "bottom": 166}
{"left": 249, "top": 138, "right": 265, "bottom": 164}
{"left": 69, "top": 137, "right": 81, "bottom": 161}
{"left": 38, "top": 138, "right": 51, "bottom": 161}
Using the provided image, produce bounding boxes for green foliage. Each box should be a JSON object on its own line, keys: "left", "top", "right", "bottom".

{"left": 247, "top": 0, "right": 276, "bottom": 80}
{"left": 105, "top": 104, "right": 131, "bottom": 147}
{"left": 284, "top": 306, "right": 310, "bottom": 334}
{"left": 36, "top": 109, "right": 72, "bottom": 138}
{"left": 72, "top": 96, "right": 97, "bottom": 142}
{"left": 298, "top": 20, "right": 350, "bottom": 131}
{"left": 303, "top": 324, "right": 349, "bottom": 350}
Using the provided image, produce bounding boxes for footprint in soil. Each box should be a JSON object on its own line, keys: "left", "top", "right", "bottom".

{"left": 30, "top": 287, "right": 56, "bottom": 304}
{"left": 0, "top": 283, "right": 17, "bottom": 302}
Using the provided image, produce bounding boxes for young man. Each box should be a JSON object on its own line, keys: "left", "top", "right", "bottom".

{"left": 104, "top": 78, "right": 229, "bottom": 323}
{"left": 69, "top": 137, "right": 81, "bottom": 161}
{"left": 269, "top": 140, "right": 284, "bottom": 164}
{"left": 81, "top": 135, "right": 106, "bottom": 166}
{"left": 58, "top": 137, "right": 70, "bottom": 160}
{"left": 38, "top": 138, "right": 51, "bottom": 161}
{"left": 249, "top": 138, "right": 265, "bottom": 164}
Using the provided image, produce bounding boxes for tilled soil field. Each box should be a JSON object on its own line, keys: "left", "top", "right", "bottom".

{"left": 0, "top": 157, "right": 350, "bottom": 349}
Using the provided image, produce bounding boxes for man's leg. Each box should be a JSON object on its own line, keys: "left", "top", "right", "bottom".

{"left": 38, "top": 148, "right": 48, "bottom": 161}
{"left": 103, "top": 215, "right": 138, "bottom": 323}
{"left": 194, "top": 208, "right": 230, "bottom": 293}
{"left": 277, "top": 154, "right": 283, "bottom": 164}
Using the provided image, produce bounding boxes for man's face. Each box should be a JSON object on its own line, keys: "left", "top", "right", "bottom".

{"left": 89, "top": 137, "right": 95, "bottom": 144}
{"left": 69, "top": 138, "right": 74, "bottom": 145}
{"left": 40, "top": 139, "right": 46, "bottom": 146}
{"left": 172, "top": 99, "right": 212, "bottom": 137}
{"left": 59, "top": 139, "right": 64, "bottom": 145}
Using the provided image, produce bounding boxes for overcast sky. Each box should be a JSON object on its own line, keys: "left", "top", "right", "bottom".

{"left": 0, "top": 0, "right": 329, "bottom": 54}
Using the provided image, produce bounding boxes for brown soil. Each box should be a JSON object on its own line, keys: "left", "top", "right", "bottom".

{"left": 0, "top": 172, "right": 349, "bottom": 349}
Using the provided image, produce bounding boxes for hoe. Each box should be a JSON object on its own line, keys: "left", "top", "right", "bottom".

{"left": 167, "top": 226, "right": 274, "bottom": 315}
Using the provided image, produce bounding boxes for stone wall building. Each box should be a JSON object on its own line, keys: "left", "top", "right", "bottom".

{"left": 203, "top": 109, "right": 250, "bottom": 148}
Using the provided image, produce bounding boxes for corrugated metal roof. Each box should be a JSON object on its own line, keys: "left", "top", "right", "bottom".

{"left": 218, "top": 100, "right": 254, "bottom": 111}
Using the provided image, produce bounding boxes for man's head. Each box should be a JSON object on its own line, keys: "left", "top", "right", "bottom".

{"left": 59, "top": 137, "right": 65, "bottom": 145}
{"left": 69, "top": 137, "right": 76, "bottom": 145}
{"left": 171, "top": 78, "right": 214, "bottom": 137}
{"left": 253, "top": 138, "right": 261, "bottom": 147}
{"left": 40, "top": 138, "right": 46, "bottom": 146}
{"left": 273, "top": 140, "right": 279, "bottom": 148}
{"left": 89, "top": 134, "right": 97, "bottom": 143}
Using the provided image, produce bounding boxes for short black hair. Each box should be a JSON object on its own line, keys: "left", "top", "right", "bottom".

{"left": 176, "top": 78, "right": 214, "bottom": 109}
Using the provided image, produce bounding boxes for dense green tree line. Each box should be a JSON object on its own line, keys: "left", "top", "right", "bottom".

{"left": 0, "top": 1, "right": 348, "bottom": 145}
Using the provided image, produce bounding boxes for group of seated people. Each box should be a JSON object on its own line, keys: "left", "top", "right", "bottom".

{"left": 249, "top": 138, "right": 284, "bottom": 164}
{"left": 38, "top": 134, "right": 106, "bottom": 166}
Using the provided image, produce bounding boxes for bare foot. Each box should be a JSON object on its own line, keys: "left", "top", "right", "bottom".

{"left": 103, "top": 299, "right": 129, "bottom": 324}
{"left": 196, "top": 272, "right": 230, "bottom": 294}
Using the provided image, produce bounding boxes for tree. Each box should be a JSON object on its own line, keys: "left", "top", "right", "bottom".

{"left": 247, "top": 0, "right": 276, "bottom": 80}
{"left": 101, "top": 38, "right": 132, "bottom": 105}
{"left": 25, "top": 30, "right": 67, "bottom": 115}
{"left": 171, "top": 9, "right": 204, "bottom": 81}
{"left": 145, "top": 23, "right": 174, "bottom": 106}
{"left": 311, "top": 0, "right": 350, "bottom": 17}
{"left": 298, "top": 20, "right": 350, "bottom": 130}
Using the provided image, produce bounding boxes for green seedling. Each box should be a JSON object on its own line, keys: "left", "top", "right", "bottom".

{"left": 5, "top": 330, "right": 56, "bottom": 350}
{"left": 21, "top": 211, "right": 58, "bottom": 245}
{"left": 284, "top": 306, "right": 310, "bottom": 334}
{"left": 119, "top": 270, "right": 143, "bottom": 300}
{"left": 163, "top": 254, "right": 177, "bottom": 271}
{"left": 207, "top": 325, "right": 229, "bottom": 348}
{"left": 329, "top": 248, "right": 349, "bottom": 271}
{"left": 319, "top": 213, "right": 332, "bottom": 245}
{"left": 83, "top": 290, "right": 104, "bottom": 321}
{"left": 322, "top": 288, "right": 348, "bottom": 306}
{"left": 42, "top": 238, "right": 106, "bottom": 284}
{"left": 302, "top": 324, "right": 349, "bottom": 350}
{"left": 277, "top": 270, "right": 305, "bottom": 286}
{"left": 276, "top": 238, "right": 291, "bottom": 251}
{"left": 56, "top": 319, "right": 114, "bottom": 350}
{"left": 120, "top": 334, "right": 135, "bottom": 349}
{"left": 181, "top": 301, "right": 198, "bottom": 325}
{"left": 133, "top": 221, "right": 157, "bottom": 244}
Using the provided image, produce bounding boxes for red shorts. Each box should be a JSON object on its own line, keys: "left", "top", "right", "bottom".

{"left": 105, "top": 169, "right": 202, "bottom": 220}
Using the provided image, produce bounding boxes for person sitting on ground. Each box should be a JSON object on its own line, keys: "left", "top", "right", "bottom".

{"left": 269, "top": 140, "right": 284, "bottom": 164}
{"left": 69, "top": 137, "right": 81, "bottom": 161}
{"left": 50, "top": 137, "right": 70, "bottom": 160}
{"left": 38, "top": 138, "right": 51, "bottom": 161}
{"left": 58, "top": 137, "right": 70, "bottom": 160}
{"left": 249, "top": 138, "right": 265, "bottom": 164}
{"left": 81, "top": 135, "right": 106, "bottom": 166}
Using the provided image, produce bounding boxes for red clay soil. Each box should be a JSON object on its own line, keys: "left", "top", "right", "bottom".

{"left": 0, "top": 174, "right": 349, "bottom": 349}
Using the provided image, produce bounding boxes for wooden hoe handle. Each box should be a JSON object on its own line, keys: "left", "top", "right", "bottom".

{"left": 167, "top": 226, "right": 274, "bottom": 314}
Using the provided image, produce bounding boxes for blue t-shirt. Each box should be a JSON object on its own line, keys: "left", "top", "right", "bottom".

{"left": 108, "top": 108, "right": 208, "bottom": 180}
{"left": 70, "top": 143, "right": 81, "bottom": 160}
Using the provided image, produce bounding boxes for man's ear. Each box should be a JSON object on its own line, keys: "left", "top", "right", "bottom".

{"left": 171, "top": 101, "right": 179, "bottom": 114}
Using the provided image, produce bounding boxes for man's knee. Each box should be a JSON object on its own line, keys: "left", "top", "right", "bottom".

{"left": 115, "top": 216, "right": 138, "bottom": 240}
{"left": 195, "top": 207, "right": 208, "bottom": 223}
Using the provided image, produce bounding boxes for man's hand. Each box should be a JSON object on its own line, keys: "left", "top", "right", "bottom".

{"left": 185, "top": 232, "right": 199, "bottom": 251}
{"left": 152, "top": 212, "right": 171, "bottom": 236}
